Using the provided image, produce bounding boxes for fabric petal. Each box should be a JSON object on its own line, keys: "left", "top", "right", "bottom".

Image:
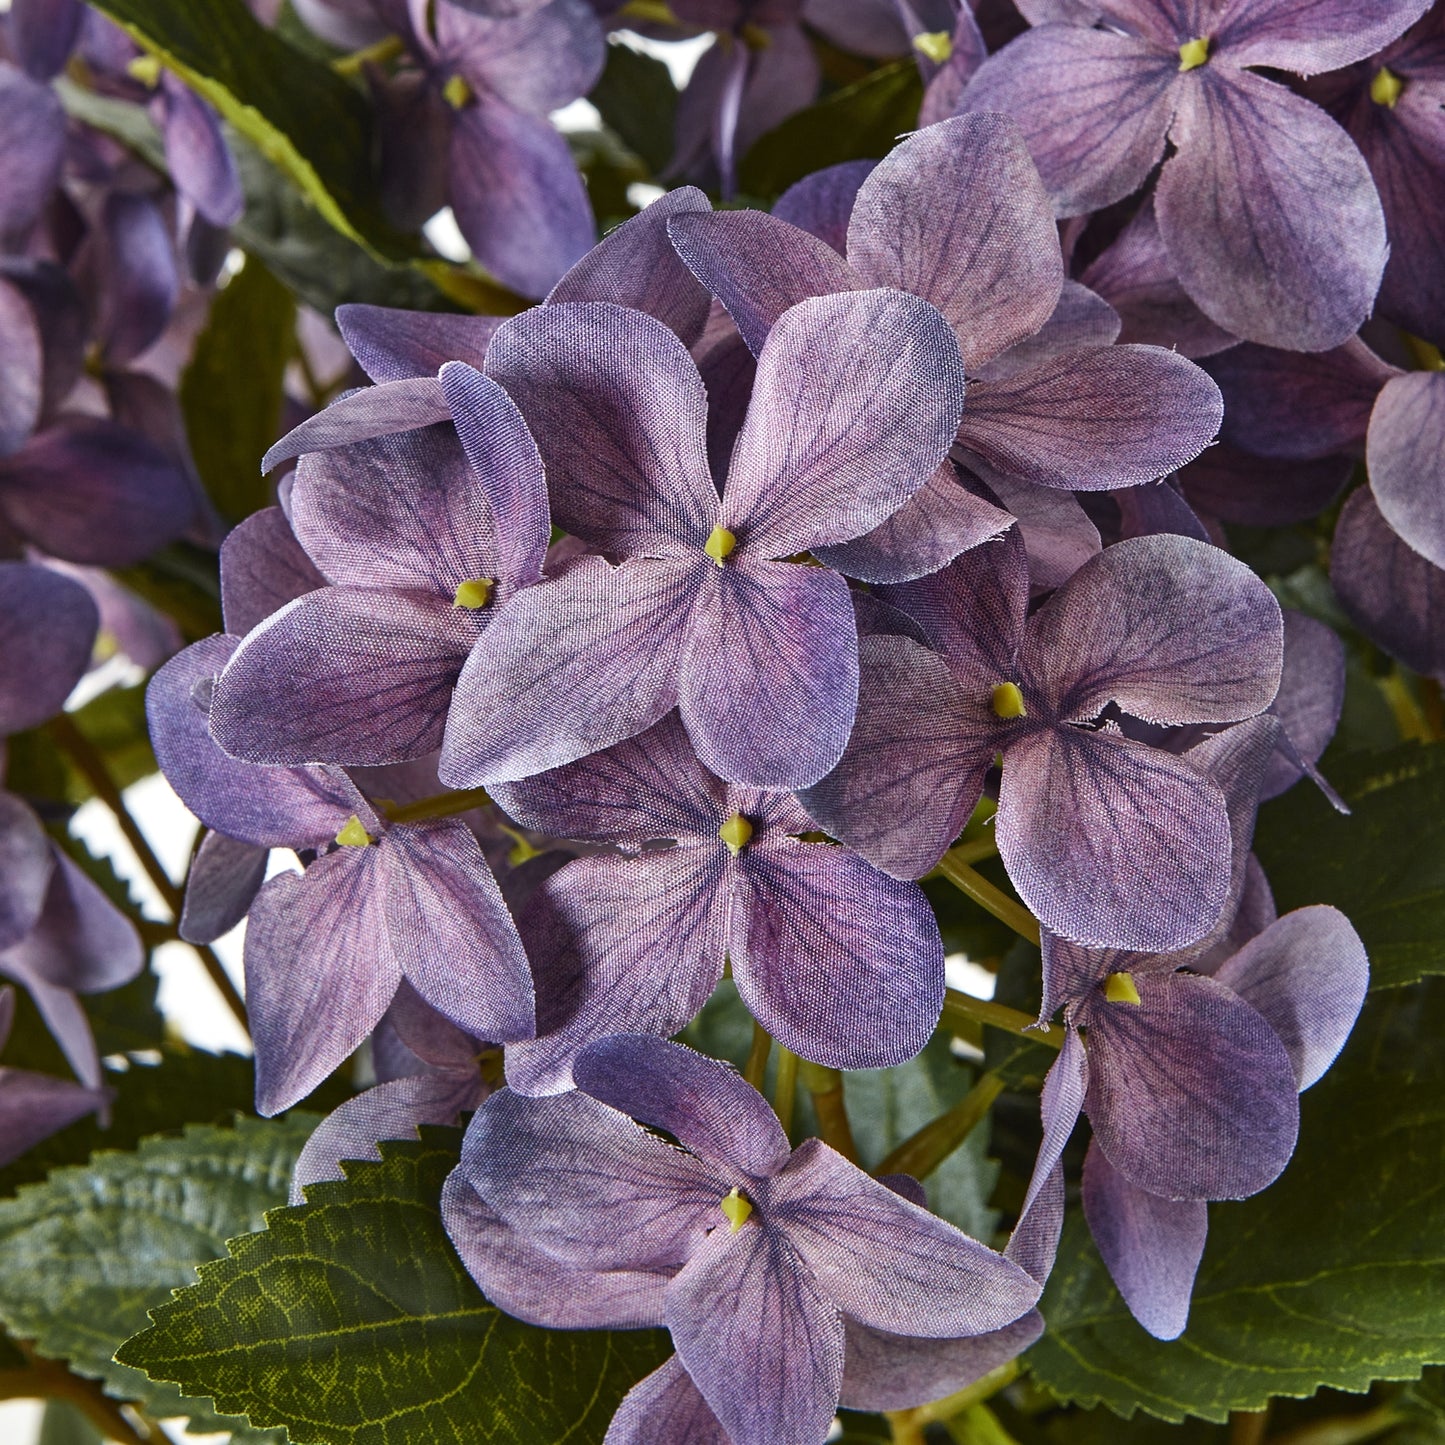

{"left": 1181, "top": 444, "right": 1352, "bottom": 527}
{"left": 771, "top": 160, "right": 874, "bottom": 254}
{"left": 1023, "top": 1024, "right": 1088, "bottom": 1213}
{"left": 1215, "top": 0, "right": 1431, "bottom": 74}
{"left": 0, "top": 1067, "right": 106, "bottom": 1168}
{"left": 978, "top": 467, "right": 1102, "bottom": 592}
{"left": 0, "top": 276, "right": 41, "bottom": 457}
{"left": 975, "top": 281, "right": 1122, "bottom": 381}
{"left": 1157, "top": 70, "right": 1387, "bottom": 352}
{"left": 1261, "top": 612, "right": 1345, "bottom": 801}
{"left": 160, "top": 75, "right": 243, "bottom": 226}
{"left": 1368, "top": 370, "right": 1445, "bottom": 570}
{"left": 1082, "top": 1140, "right": 1207, "bottom": 1342}
{"left": 602, "top": 1354, "right": 728, "bottom": 1445}
{"left": 96, "top": 191, "right": 177, "bottom": 365}
{"left": 8, "top": 0, "right": 85, "bottom": 80}
{"left": 0, "top": 561, "right": 97, "bottom": 735}
{"left": 260, "top": 378, "right": 451, "bottom": 474}
{"left": 335, "top": 304, "right": 502, "bottom": 383}
{"left": 219, "top": 506, "right": 327, "bottom": 636}
{"left": 179, "top": 831, "right": 268, "bottom": 944}
{"left": 0, "top": 793, "right": 54, "bottom": 951}
{"left": 0, "top": 63, "right": 64, "bottom": 239}
{"left": 436, "top": 0, "right": 604, "bottom": 113}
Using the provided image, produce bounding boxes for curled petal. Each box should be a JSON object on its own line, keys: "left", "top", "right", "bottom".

{"left": 1214, "top": 0, "right": 1432, "bottom": 74}
{"left": 1262, "top": 612, "right": 1345, "bottom": 801}
{"left": 1368, "top": 370, "right": 1445, "bottom": 570}
{"left": 335, "top": 304, "right": 502, "bottom": 383}
{"left": 260, "top": 378, "right": 450, "bottom": 474}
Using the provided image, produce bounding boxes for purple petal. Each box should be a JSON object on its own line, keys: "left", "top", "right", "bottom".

{"left": 680, "top": 561, "right": 858, "bottom": 790}
{"left": 998, "top": 728, "right": 1232, "bottom": 952}
{"left": 8, "top": 0, "right": 85, "bottom": 79}
{"left": 1024, "top": 1023, "right": 1088, "bottom": 1210}
{"left": 1158, "top": 71, "right": 1387, "bottom": 352}
{"left": 1006, "top": 1166, "right": 1066, "bottom": 1286}
{"left": 976, "top": 281, "right": 1122, "bottom": 381}
{"left": 179, "top": 831, "right": 268, "bottom": 944}
{"left": 771, "top": 1138, "right": 1042, "bottom": 1335}
{"left": 211, "top": 587, "right": 479, "bottom": 766}
{"left": 802, "top": 0, "right": 908, "bottom": 56}
{"left": 771, "top": 160, "right": 874, "bottom": 254}
{"left": 96, "top": 191, "right": 178, "bottom": 365}
{"left": 335, "top": 305, "right": 502, "bottom": 383}
{"left": 449, "top": 99, "right": 595, "bottom": 300}
{"left": 440, "top": 555, "right": 692, "bottom": 785}
{"left": 549, "top": 186, "right": 714, "bottom": 346}
{"left": 919, "top": 5, "right": 991, "bottom": 127}
{"left": 379, "top": 977, "right": 482, "bottom": 1072}
{"left": 575, "top": 1034, "right": 791, "bottom": 1179}
{"left": 1368, "top": 370, "right": 1445, "bottom": 570}
{"left": 160, "top": 76, "right": 243, "bottom": 226}
{"left": 0, "top": 277, "right": 41, "bottom": 456}
{"left": 979, "top": 467, "right": 1102, "bottom": 591}
{"left": 485, "top": 302, "right": 717, "bottom": 557}
{"left": 1262, "top": 612, "right": 1345, "bottom": 801}
{"left": 503, "top": 850, "right": 727, "bottom": 1095}
{"left": 602, "top": 1354, "right": 728, "bottom": 1445}
{"left": 1, "top": 963, "right": 101, "bottom": 1089}
{"left": 245, "top": 853, "right": 403, "bottom": 1115}
{"left": 723, "top": 289, "right": 966, "bottom": 555}
{"left": 1212, "top": 906, "right": 1367, "bottom": 1091}
{"left": 667, "top": 208, "right": 862, "bottom": 357}
{"left": 260, "top": 378, "right": 451, "bottom": 474}
{"left": 666, "top": 1220, "right": 844, "bottom": 1445}
{"left": 0, "top": 794, "right": 54, "bottom": 951}
{"left": 1023, "top": 534, "right": 1284, "bottom": 726}
{"left": 694, "top": 306, "right": 757, "bottom": 483}
{"left": 732, "top": 837, "right": 944, "bottom": 1069}
{"left": 1082, "top": 968, "right": 1300, "bottom": 1199}
{"left": 848, "top": 114, "right": 1063, "bottom": 370}
{"left": 1215, "top": 0, "right": 1431, "bottom": 74}
{"left": 457, "top": 1086, "right": 723, "bottom": 1270}
{"left": 0, "top": 63, "right": 63, "bottom": 239}
{"left": 0, "top": 258, "right": 86, "bottom": 421}
{"left": 959, "top": 345, "right": 1222, "bottom": 491}
{"left": 1181, "top": 443, "right": 1352, "bottom": 527}
{"left": 960, "top": 28, "right": 1178, "bottom": 217}
{"left": 437, "top": 0, "right": 603, "bottom": 113}
{"left": 219, "top": 506, "right": 327, "bottom": 636}
{"left": 0, "top": 561, "right": 97, "bottom": 734}
{"left": 1082, "top": 1140, "right": 1207, "bottom": 1341}
{"left": 0, "top": 417, "right": 193, "bottom": 565}
{"left": 0, "top": 1067, "right": 106, "bottom": 1168}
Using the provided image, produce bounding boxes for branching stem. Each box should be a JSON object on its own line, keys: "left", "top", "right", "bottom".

{"left": 941, "top": 988, "right": 1061, "bottom": 1050}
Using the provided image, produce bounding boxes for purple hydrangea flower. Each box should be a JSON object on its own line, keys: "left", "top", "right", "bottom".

{"left": 802, "top": 529, "right": 1284, "bottom": 951}
{"left": 961, "top": 0, "right": 1430, "bottom": 350}
{"left": 442, "top": 1035, "right": 1041, "bottom": 1445}
{"left": 439, "top": 287, "right": 966, "bottom": 791}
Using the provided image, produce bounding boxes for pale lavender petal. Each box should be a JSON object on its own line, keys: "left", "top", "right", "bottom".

{"left": 1181, "top": 444, "right": 1352, "bottom": 527}
{"left": 0, "top": 794, "right": 53, "bottom": 951}
{"left": 1006, "top": 1167, "right": 1066, "bottom": 1285}
{"left": 1213, "top": 906, "right": 1367, "bottom": 1091}
{"left": 723, "top": 289, "right": 965, "bottom": 555}
{"left": 998, "top": 728, "right": 1232, "bottom": 952}
{"left": 1023, "top": 1023, "right": 1087, "bottom": 1212}
{"left": 379, "top": 978, "right": 482, "bottom": 1072}
{"left": 0, "top": 561, "right": 97, "bottom": 734}
{"left": 979, "top": 467, "right": 1102, "bottom": 591}
{"left": 575, "top": 1034, "right": 791, "bottom": 1178}
{"left": 0, "top": 963, "right": 100, "bottom": 1089}
{"left": 666, "top": 1221, "right": 844, "bottom": 1445}
{"left": 1368, "top": 370, "right": 1445, "bottom": 569}
{"left": 603, "top": 1355, "right": 728, "bottom": 1445}
{"left": 1082, "top": 1140, "right": 1207, "bottom": 1341}
{"left": 975, "top": 281, "right": 1122, "bottom": 382}
{"left": 0, "top": 1067, "right": 106, "bottom": 1167}
{"left": 0, "top": 63, "right": 64, "bottom": 239}
{"left": 335, "top": 304, "right": 502, "bottom": 383}
{"left": 847, "top": 113, "right": 1063, "bottom": 370}
{"left": 1215, "top": 0, "right": 1431, "bottom": 73}
{"left": 958, "top": 345, "right": 1222, "bottom": 491}
{"left": 97, "top": 192, "right": 177, "bottom": 365}
{"left": 219, "top": 506, "right": 327, "bottom": 636}
{"left": 1083, "top": 969, "right": 1300, "bottom": 1199}
{"left": 245, "top": 853, "right": 402, "bottom": 1115}
{"left": 960, "top": 28, "right": 1178, "bottom": 217}
{"left": 1040, "top": 934, "right": 1139, "bottom": 1022}
{"left": 771, "top": 160, "right": 874, "bottom": 254}
{"left": 440, "top": 556, "right": 693, "bottom": 785}
{"left": 260, "top": 378, "right": 450, "bottom": 474}
{"left": 160, "top": 76, "right": 243, "bottom": 226}
{"left": 732, "top": 837, "right": 944, "bottom": 1069}
{"left": 0, "top": 277, "right": 41, "bottom": 456}
{"left": 449, "top": 99, "right": 595, "bottom": 300}
{"left": 1261, "top": 612, "right": 1345, "bottom": 801}
{"left": 211, "top": 587, "right": 479, "bottom": 766}
{"left": 693, "top": 310, "right": 755, "bottom": 484}
{"left": 179, "top": 831, "right": 268, "bottom": 944}
{"left": 484, "top": 302, "right": 717, "bottom": 556}
{"left": 772, "top": 1138, "right": 1042, "bottom": 1335}
{"left": 1157, "top": 71, "right": 1387, "bottom": 352}
{"left": 458, "top": 1086, "right": 723, "bottom": 1269}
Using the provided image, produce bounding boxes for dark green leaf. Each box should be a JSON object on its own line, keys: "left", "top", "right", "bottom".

{"left": 1028, "top": 980, "right": 1445, "bottom": 1421}
{"left": 116, "top": 542, "right": 226, "bottom": 644}
{"left": 1253, "top": 742, "right": 1445, "bottom": 991}
{"left": 117, "top": 1128, "right": 670, "bottom": 1444}
{"left": 589, "top": 41, "right": 678, "bottom": 176}
{"left": 38, "top": 1402, "right": 104, "bottom": 1445}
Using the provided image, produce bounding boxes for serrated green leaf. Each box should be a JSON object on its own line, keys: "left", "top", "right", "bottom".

{"left": 589, "top": 41, "right": 677, "bottom": 176}
{"left": 117, "top": 1127, "right": 671, "bottom": 1445}
{"left": 1027, "top": 980, "right": 1445, "bottom": 1421}
{"left": 1253, "top": 742, "right": 1445, "bottom": 991}
{"left": 0, "top": 1114, "right": 316, "bottom": 1440}
{"left": 181, "top": 258, "right": 297, "bottom": 521}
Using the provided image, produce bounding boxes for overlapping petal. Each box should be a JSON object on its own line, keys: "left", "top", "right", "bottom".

{"left": 0, "top": 562, "right": 97, "bottom": 735}
{"left": 260, "top": 379, "right": 451, "bottom": 474}
{"left": 602, "top": 1354, "right": 729, "bottom": 1444}
{"left": 1367, "top": 371, "right": 1445, "bottom": 570}
{"left": 219, "top": 506, "right": 327, "bottom": 636}
{"left": 335, "top": 304, "right": 501, "bottom": 383}
{"left": 1214, "top": 0, "right": 1431, "bottom": 75}
{"left": 178, "top": 831, "right": 268, "bottom": 944}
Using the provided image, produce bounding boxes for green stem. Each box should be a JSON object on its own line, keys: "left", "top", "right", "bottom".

{"left": 875, "top": 1070, "right": 1004, "bottom": 1182}
{"left": 941, "top": 988, "right": 1061, "bottom": 1049}
{"left": 383, "top": 786, "right": 492, "bottom": 825}
{"left": 1269, "top": 1405, "right": 1404, "bottom": 1445}
{"left": 773, "top": 1045, "right": 798, "bottom": 1137}
{"left": 1403, "top": 332, "right": 1445, "bottom": 371}
{"left": 48, "top": 716, "right": 249, "bottom": 1034}
{"left": 743, "top": 1021, "right": 771, "bottom": 1090}
{"left": 888, "top": 1360, "right": 1020, "bottom": 1436}
{"left": 934, "top": 853, "right": 1040, "bottom": 946}
{"left": 798, "top": 1060, "right": 857, "bottom": 1163}
{"left": 941, "top": 834, "right": 998, "bottom": 866}
{"left": 1379, "top": 667, "right": 1431, "bottom": 743}
{"left": 330, "top": 34, "right": 405, "bottom": 77}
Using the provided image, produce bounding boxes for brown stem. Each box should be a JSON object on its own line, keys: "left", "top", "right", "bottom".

{"left": 0, "top": 1343, "right": 148, "bottom": 1443}
{"left": 1230, "top": 1407, "right": 1270, "bottom": 1445}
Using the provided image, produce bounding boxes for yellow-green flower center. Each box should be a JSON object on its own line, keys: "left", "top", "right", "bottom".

{"left": 453, "top": 578, "right": 495, "bottom": 610}
{"left": 1177, "top": 36, "right": 1211, "bottom": 71}
{"left": 1103, "top": 971, "right": 1142, "bottom": 1006}
{"left": 912, "top": 30, "right": 953, "bottom": 64}
{"left": 126, "top": 54, "right": 163, "bottom": 87}
{"left": 704, "top": 526, "right": 737, "bottom": 566}
{"left": 1370, "top": 65, "right": 1405, "bottom": 107}
{"left": 443, "top": 74, "right": 473, "bottom": 110}
{"left": 991, "top": 682, "right": 1027, "bottom": 719}
{"left": 719, "top": 814, "right": 754, "bottom": 856}
{"left": 719, "top": 1187, "right": 753, "bottom": 1232}
{"left": 334, "top": 815, "right": 373, "bottom": 847}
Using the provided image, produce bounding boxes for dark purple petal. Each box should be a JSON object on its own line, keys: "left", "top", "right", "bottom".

{"left": 0, "top": 63, "right": 64, "bottom": 239}
{"left": 335, "top": 304, "right": 502, "bottom": 383}
{"left": 666, "top": 1221, "right": 844, "bottom": 1445}
{"left": 8, "top": 0, "right": 85, "bottom": 79}
{"left": 1157, "top": 70, "right": 1387, "bottom": 352}
{"left": 211, "top": 587, "right": 478, "bottom": 766}
{"left": 0, "top": 794, "right": 53, "bottom": 952}
{"left": 179, "top": 831, "right": 268, "bottom": 944}
{"left": 998, "top": 728, "right": 1232, "bottom": 952}
{"left": 96, "top": 192, "right": 178, "bottom": 365}
{"left": 680, "top": 561, "right": 858, "bottom": 791}
{"left": 0, "top": 417, "right": 193, "bottom": 565}
{"left": 1083, "top": 969, "right": 1300, "bottom": 1199}
{"left": 0, "top": 1066, "right": 106, "bottom": 1167}
{"left": 1181, "top": 444, "right": 1352, "bottom": 527}
{"left": 771, "top": 1138, "right": 1042, "bottom": 1335}
{"left": 260, "top": 378, "right": 451, "bottom": 474}
{"left": 975, "top": 281, "right": 1122, "bottom": 381}
{"left": 160, "top": 75, "right": 243, "bottom": 226}
{"left": 694, "top": 314, "right": 756, "bottom": 485}
{"left": 732, "top": 837, "right": 944, "bottom": 1069}
{"left": 0, "top": 561, "right": 97, "bottom": 734}
{"left": 848, "top": 113, "right": 1063, "bottom": 370}
{"left": 485, "top": 302, "right": 717, "bottom": 557}
{"left": 437, "top": 0, "right": 604, "bottom": 113}
{"left": 549, "top": 186, "right": 714, "bottom": 346}
{"left": 379, "top": 978, "right": 482, "bottom": 1072}
{"left": 1368, "top": 370, "right": 1445, "bottom": 569}
{"left": 802, "top": 0, "right": 907, "bottom": 57}
{"left": 440, "top": 556, "right": 692, "bottom": 785}
{"left": 449, "top": 99, "right": 595, "bottom": 300}
{"left": 0, "top": 277, "right": 41, "bottom": 456}
{"left": 1212, "top": 906, "right": 1367, "bottom": 1091}
{"left": 771, "top": 160, "right": 874, "bottom": 254}
{"left": 959, "top": 345, "right": 1222, "bottom": 491}
{"left": 960, "top": 28, "right": 1178, "bottom": 217}
{"left": 723, "top": 289, "right": 966, "bottom": 555}
{"left": 1006, "top": 1166, "right": 1066, "bottom": 1285}
{"left": 667, "top": 208, "right": 862, "bottom": 357}
{"left": 601, "top": 1354, "right": 728, "bottom": 1445}
{"left": 575, "top": 1034, "right": 791, "bottom": 1179}
{"left": 219, "top": 506, "right": 327, "bottom": 636}
{"left": 1261, "top": 612, "right": 1345, "bottom": 801}
{"left": 1215, "top": 0, "right": 1431, "bottom": 73}
{"left": 458, "top": 1086, "right": 723, "bottom": 1269}
{"left": 918, "top": 4, "right": 991, "bottom": 126}
{"left": 245, "top": 853, "right": 402, "bottom": 1115}
{"left": 0, "top": 258, "right": 86, "bottom": 420}
{"left": 1082, "top": 1140, "right": 1207, "bottom": 1341}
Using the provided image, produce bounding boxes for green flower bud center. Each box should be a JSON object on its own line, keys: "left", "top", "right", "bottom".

{"left": 719, "top": 814, "right": 754, "bottom": 856}
{"left": 912, "top": 30, "right": 953, "bottom": 64}
{"left": 1177, "top": 36, "right": 1211, "bottom": 71}
{"left": 1371, "top": 65, "right": 1405, "bottom": 107}
{"left": 719, "top": 1187, "right": 753, "bottom": 1232}
{"left": 335, "top": 815, "right": 373, "bottom": 847}
{"left": 443, "top": 73, "right": 473, "bottom": 110}
{"left": 704, "top": 526, "right": 738, "bottom": 566}
{"left": 453, "top": 578, "right": 495, "bottom": 610}
{"left": 1104, "top": 971, "right": 1142, "bottom": 1006}
{"left": 126, "top": 54, "right": 163, "bottom": 88}
{"left": 991, "top": 681, "right": 1027, "bottom": 720}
